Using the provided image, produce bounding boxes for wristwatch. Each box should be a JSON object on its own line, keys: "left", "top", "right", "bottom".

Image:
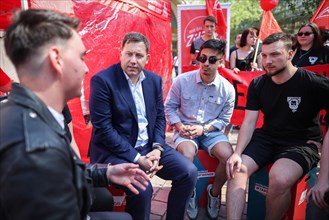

{"left": 153, "top": 144, "right": 164, "bottom": 156}
{"left": 203, "top": 125, "right": 209, "bottom": 136}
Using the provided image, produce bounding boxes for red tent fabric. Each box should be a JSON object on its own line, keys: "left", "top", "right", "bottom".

{"left": 70, "top": 0, "right": 173, "bottom": 162}
{"left": 0, "top": 0, "right": 21, "bottom": 30}
{"left": 0, "top": 0, "right": 32, "bottom": 30}
{"left": 310, "top": 0, "right": 329, "bottom": 30}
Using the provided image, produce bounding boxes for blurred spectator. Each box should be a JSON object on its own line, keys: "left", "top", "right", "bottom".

{"left": 230, "top": 28, "right": 262, "bottom": 73}
{"left": 190, "top": 16, "right": 217, "bottom": 66}
{"left": 321, "top": 29, "right": 329, "bottom": 46}
{"left": 229, "top": 33, "right": 241, "bottom": 62}
{"left": 292, "top": 22, "right": 329, "bottom": 67}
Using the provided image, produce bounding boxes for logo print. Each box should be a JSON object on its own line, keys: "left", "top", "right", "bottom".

{"left": 287, "top": 97, "right": 301, "bottom": 112}
{"left": 309, "top": 56, "right": 318, "bottom": 65}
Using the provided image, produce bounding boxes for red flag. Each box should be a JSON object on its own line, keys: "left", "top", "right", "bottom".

{"left": 310, "top": 0, "right": 329, "bottom": 30}
{"left": 259, "top": 10, "right": 282, "bottom": 41}
{"left": 0, "top": 0, "right": 22, "bottom": 30}
{"left": 206, "top": 0, "right": 227, "bottom": 39}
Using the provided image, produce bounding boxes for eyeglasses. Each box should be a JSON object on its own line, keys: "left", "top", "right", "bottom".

{"left": 297, "top": 32, "right": 313, "bottom": 37}
{"left": 198, "top": 55, "right": 223, "bottom": 64}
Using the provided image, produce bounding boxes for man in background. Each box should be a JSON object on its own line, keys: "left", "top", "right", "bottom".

{"left": 190, "top": 15, "right": 217, "bottom": 66}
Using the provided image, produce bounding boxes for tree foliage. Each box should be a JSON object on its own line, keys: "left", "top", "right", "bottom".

{"left": 228, "top": 0, "right": 322, "bottom": 46}
{"left": 228, "top": 0, "right": 263, "bottom": 45}
{"left": 285, "top": 0, "right": 322, "bottom": 18}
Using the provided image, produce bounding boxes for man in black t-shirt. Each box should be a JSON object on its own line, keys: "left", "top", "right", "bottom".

{"left": 226, "top": 33, "right": 329, "bottom": 220}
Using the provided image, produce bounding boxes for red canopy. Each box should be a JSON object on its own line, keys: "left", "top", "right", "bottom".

{"left": 0, "top": 0, "right": 27, "bottom": 30}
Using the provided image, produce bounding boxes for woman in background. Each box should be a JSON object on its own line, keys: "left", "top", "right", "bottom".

{"left": 292, "top": 22, "right": 329, "bottom": 67}
{"left": 230, "top": 28, "right": 262, "bottom": 73}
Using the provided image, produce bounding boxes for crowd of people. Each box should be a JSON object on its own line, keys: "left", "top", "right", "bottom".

{"left": 0, "top": 8, "right": 328, "bottom": 220}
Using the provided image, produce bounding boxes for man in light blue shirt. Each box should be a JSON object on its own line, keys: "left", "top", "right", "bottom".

{"left": 165, "top": 39, "right": 235, "bottom": 220}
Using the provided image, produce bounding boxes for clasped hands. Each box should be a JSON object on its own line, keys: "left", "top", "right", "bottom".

{"left": 137, "top": 150, "right": 163, "bottom": 178}
{"left": 178, "top": 124, "right": 203, "bottom": 139}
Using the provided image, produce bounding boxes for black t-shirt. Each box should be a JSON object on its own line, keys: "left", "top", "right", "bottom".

{"left": 247, "top": 68, "right": 329, "bottom": 143}
{"left": 292, "top": 46, "right": 329, "bottom": 67}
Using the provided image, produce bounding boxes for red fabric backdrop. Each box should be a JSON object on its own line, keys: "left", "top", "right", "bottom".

{"left": 69, "top": 0, "right": 173, "bottom": 162}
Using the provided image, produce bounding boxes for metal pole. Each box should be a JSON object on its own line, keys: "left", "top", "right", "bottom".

{"left": 21, "top": 0, "right": 29, "bottom": 10}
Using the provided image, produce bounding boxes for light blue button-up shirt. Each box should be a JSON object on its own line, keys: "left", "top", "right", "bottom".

{"left": 164, "top": 69, "right": 235, "bottom": 131}
{"left": 124, "top": 71, "right": 148, "bottom": 162}
{"left": 124, "top": 71, "right": 149, "bottom": 148}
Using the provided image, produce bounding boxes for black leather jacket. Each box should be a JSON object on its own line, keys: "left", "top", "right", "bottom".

{"left": 0, "top": 83, "right": 109, "bottom": 220}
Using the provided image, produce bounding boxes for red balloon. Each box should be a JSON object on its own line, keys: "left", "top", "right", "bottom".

{"left": 260, "top": 0, "right": 279, "bottom": 11}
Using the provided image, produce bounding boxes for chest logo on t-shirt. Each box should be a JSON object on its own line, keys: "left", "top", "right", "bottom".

{"left": 308, "top": 56, "right": 318, "bottom": 65}
{"left": 287, "top": 97, "right": 301, "bottom": 113}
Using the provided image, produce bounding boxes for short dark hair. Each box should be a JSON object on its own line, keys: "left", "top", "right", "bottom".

{"left": 295, "top": 22, "right": 323, "bottom": 50}
{"left": 122, "top": 32, "right": 150, "bottom": 54}
{"left": 263, "top": 32, "right": 292, "bottom": 51}
{"left": 203, "top": 15, "right": 217, "bottom": 25}
{"left": 239, "top": 28, "right": 257, "bottom": 47}
{"left": 5, "top": 9, "right": 80, "bottom": 67}
{"left": 200, "top": 39, "right": 226, "bottom": 55}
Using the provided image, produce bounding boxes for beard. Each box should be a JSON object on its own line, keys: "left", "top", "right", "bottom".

{"left": 265, "top": 66, "right": 286, "bottom": 78}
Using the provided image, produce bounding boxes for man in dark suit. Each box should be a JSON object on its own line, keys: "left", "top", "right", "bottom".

{"left": 89, "top": 32, "right": 198, "bottom": 220}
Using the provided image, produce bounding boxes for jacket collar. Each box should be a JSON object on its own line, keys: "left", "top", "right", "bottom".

{"left": 9, "top": 83, "right": 67, "bottom": 138}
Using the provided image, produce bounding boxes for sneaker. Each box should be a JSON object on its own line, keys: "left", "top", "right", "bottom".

{"left": 206, "top": 184, "right": 220, "bottom": 219}
{"left": 187, "top": 188, "right": 198, "bottom": 219}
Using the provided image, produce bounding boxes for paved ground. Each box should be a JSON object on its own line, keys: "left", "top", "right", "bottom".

{"left": 149, "top": 128, "right": 248, "bottom": 220}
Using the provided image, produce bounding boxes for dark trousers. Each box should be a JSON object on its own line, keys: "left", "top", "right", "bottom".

{"left": 107, "top": 144, "right": 198, "bottom": 220}
{"left": 306, "top": 195, "right": 329, "bottom": 220}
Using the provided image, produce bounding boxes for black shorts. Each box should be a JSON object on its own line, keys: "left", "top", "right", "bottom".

{"left": 243, "top": 131, "right": 320, "bottom": 176}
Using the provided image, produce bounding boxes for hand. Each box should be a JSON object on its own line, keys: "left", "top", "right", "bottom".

{"left": 106, "top": 163, "right": 149, "bottom": 195}
{"left": 188, "top": 125, "right": 203, "bottom": 139}
{"left": 307, "top": 180, "right": 329, "bottom": 209}
{"left": 226, "top": 153, "right": 242, "bottom": 179}
{"left": 307, "top": 140, "right": 321, "bottom": 151}
{"left": 137, "top": 155, "right": 156, "bottom": 172}
{"left": 233, "top": 67, "right": 240, "bottom": 74}
{"left": 145, "top": 150, "right": 163, "bottom": 177}
{"left": 250, "top": 62, "right": 258, "bottom": 71}
{"left": 177, "top": 124, "right": 192, "bottom": 138}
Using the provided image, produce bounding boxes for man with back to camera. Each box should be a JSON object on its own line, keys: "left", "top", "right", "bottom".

{"left": 165, "top": 39, "right": 235, "bottom": 219}
{"left": 0, "top": 9, "right": 149, "bottom": 220}
{"left": 190, "top": 15, "right": 217, "bottom": 66}
{"left": 226, "top": 32, "right": 329, "bottom": 220}
{"left": 89, "top": 32, "right": 198, "bottom": 220}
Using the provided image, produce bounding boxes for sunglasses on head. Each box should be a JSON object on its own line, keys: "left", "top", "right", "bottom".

{"left": 198, "top": 55, "right": 222, "bottom": 64}
{"left": 297, "top": 32, "right": 313, "bottom": 37}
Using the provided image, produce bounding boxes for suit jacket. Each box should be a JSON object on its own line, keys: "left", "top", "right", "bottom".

{"left": 89, "top": 63, "right": 166, "bottom": 163}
